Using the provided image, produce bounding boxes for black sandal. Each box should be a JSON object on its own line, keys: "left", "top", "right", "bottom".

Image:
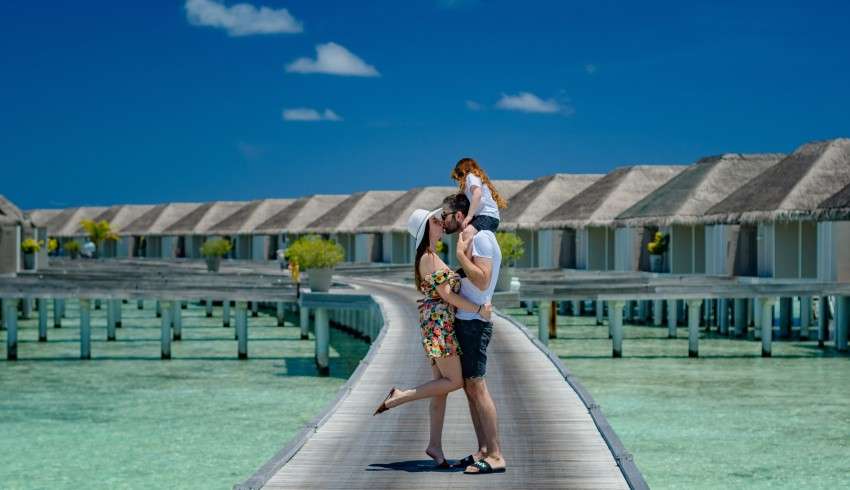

{"left": 372, "top": 387, "right": 396, "bottom": 416}
{"left": 465, "top": 459, "right": 506, "bottom": 474}
{"left": 452, "top": 455, "right": 475, "bottom": 468}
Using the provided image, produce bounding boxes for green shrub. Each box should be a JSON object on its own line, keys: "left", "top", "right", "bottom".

{"left": 21, "top": 238, "right": 41, "bottom": 253}
{"left": 647, "top": 231, "right": 669, "bottom": 255}
{"left": 201, "top": 238, "right": 232, "bottom": 258}
{"left": 64, "top": 241, "right": 81, "bottom": 253}
{"left": 80, "top": 219, "right": 118, "bottom": 244}
{"left": 496, "top": 232, "right": 524, "bottom": 267}
{"left": 285, "top": 235, "right": 344, "bottom": 269}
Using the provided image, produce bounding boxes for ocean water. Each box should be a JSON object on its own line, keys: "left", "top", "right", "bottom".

{"left": 505, "top": 307, "right": 850, "bottom": 490}
{"left": 1, "top": 300, "right": 369, "bottom": 490}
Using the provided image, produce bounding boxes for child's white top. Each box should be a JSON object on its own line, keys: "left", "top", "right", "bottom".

{"left": 465, "top": 173, "right": 500, "bottom": 220}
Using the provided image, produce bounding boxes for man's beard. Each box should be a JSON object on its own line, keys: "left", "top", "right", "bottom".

{"left": 443, "top": 220, "right": 461, "bottom": 234}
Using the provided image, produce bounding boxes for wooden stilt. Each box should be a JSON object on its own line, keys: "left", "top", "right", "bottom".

{"left": 38, "top": 298, "right": 48, "bottom": 342}
{"left": 761, "top": 297, "right": 777, "bottom": 357}
{"left": 537, "top": 299, "right": 551, "bottom": 345}
{"left": 734, "top": 298, "right": 747, "bottom": 337}
{"left": 222, "top": 300, "right": 231, "bottom": 327}
{"left": 160, "top": 301, "right": 172, "bottom": 359}
{"left": 106, "top": 299, "right": 117, "bottom": 341}
{"left": 549, "top": 300, "right": 558, "bottom": 339}
{"left": 236, "top": 301, "right": 248, "bottom": 359}
{"left": 156, "top": 300, "right": 162, "bottom": 318}
{"left": 818, "top": 296, "right": 829, "bottom": 348}
{"left": 653, "top": 300, "right": 663, "bottom": 327}
{"left": 114, "top": 299, "right": 122, "bottom": 327}
{"left": 779, "top": 297, "right": 793, "bottom": 339}
{"left": 595, "top": 300, "right": 604, "bottom": 326}
{"left": 172, "top": 303, "right": 182, "bottom": 341}
{"left": 314, "top": 307, "right": 329, "bottom": 376}
{"left": 300, "top": 306, "right": 310, "bottom": 340}
{"left": 79, "top": 298, "right": 92, "bottom": 360}
{"left": 206, "top": 298, "right": 213, "bottom": 318}
{"left": 609, "top": 300, "right": 625, "bottom": 358}
{"left": 251, "top": 301, "right": 259, "bottom": 317}
{"left": 276, "top": 302, "right": 285, "bottom": 326}
{"left": 95, "top": 299, "right": 101, "bottom": 310}
{"left": 22, "top": 297, "right": 32, "bottom": 319}
{"left": 687, "top": 299, "right": 701, "bottom": 357}
{"left": 836, "top": 296, "right": 849, "bottom": 352}
{"left": 718, "top": 299, "right": 729, "bottom": 336}
{"left": 667, "top": 299, "right": 678, "bottom": 338}
{"left": 53, "top": 298, "right": 63, "bottom": 328}
{"left": 4, "top": 299, "right": 19, "bottom": 360}
{"left": 799, "top": 296, "right": 812, "bottom": 340}
{"left": 137, "top": 299, "right": 144, "bottom": 310}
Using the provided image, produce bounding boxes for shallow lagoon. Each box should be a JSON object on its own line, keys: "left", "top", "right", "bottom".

{"left": 1, "top": 300, "right": 368, "bottom": 489}
{"left": 504, "top": 307, "right": 850, "bottom": 489}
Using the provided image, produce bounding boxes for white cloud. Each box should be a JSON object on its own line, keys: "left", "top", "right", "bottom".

{"left": 282, "top": 108, "right": 343, "bottom": 122}
{"left": 465, "top": 100, "right": 483, "bottom": 111}
{"left": 185, "top": 0, "right": 303, "bottom": 36}
{"left": 496, "top": 92, "right": 568, "bottom": 114}
{"left": 585, "top": 64, "right": 597, "bottom": 74}
{"left": 286, "top": 42, "right": 379, "bottom": 77}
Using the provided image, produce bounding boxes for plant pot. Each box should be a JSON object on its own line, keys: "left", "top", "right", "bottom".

{"left": 495, "top": 267, "right": 514, "bottom": 292}
{"left": 69, "top": 251, "right": 79, "bottom": 260}
{"left": 23, "top": 253, "right": 35, "bottom": 270}
{"left": 649, "top": 254, "right": 663, "bottom": 273}
{"left": 206, "top": 256, "right": 221, "bottom": 272}
{"left": 307, "top": 268, "right": 334, "bottom": 292}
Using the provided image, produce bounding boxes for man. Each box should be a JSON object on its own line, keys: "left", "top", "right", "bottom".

{"left": 441, "top": 193, "right": 506, "bottom": 474}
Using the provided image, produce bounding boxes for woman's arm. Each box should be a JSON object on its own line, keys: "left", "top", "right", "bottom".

{"left": 435, "top": 282, "right": 490, "bottom": 320}
{"left": 463, "top": 186, "right": 483, "bottom": 228}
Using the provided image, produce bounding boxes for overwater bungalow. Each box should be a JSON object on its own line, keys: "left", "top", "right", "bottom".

{"left": 499, "top": 174, "right": 602, "bottom": 268}
{"left": 253, "top": 194, "right": 349, "bottom": 255}
{"left": 161, "top": 201, "right": 250, "bottom": 259}
{"left": 305, "top": 191, "right": 405, "bottom": 263}
{"left": 616, "top": 153, "right": 784, "bottom": 275}
{"left": 43, "top": 206, "right": 109, "bottom": 252}
{"left": 355, "top": 186, "right": 455, "bottom": 264}
{"left": 0, "top": 195, "right": 39, "bottom": 273}
{"left": 205, "top": 199, "right": 294, "bottom": 261}
{"left": 121, "top": 203, "right": 203, "bottom": 258}
{"left": 89, "top": 204, "right": 156, "bottom": 258}
{"left": 537, "top": 165, "right": 686, "bottom": 272}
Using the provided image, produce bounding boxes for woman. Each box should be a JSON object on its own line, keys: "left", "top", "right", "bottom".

{"left": 373, "top": 208, "right": 492, "bottom": 468}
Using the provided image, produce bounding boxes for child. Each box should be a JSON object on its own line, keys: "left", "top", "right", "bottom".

{"left": 450, "top": 158, "right": 507, "bottom": 258}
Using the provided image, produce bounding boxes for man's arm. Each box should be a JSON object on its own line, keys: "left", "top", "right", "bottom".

{"left": 456, "top": 233, "right": 493, "bottom": 290}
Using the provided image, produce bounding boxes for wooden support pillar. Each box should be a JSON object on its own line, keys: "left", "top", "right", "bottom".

{"left": 156, "top": 300, "right": 162, "bottom": 318}
{"left": 734, "top": 298, "right": 748, "bottom": 338}
{"left": 525, "top": 300, "right": 535, "bottom": 316}
{"left": 752, "top": 298, "right": 762, "bottom": 339}
{"left": 537, "top": 299, "right": 551, "bottom": 345}
{"left": 761, "top": 297, "right": 777, "bottom": 357}
{"left": 779, "top": 297, "right": 793, "bottom": 340}
{"left": 549, "top": 300, "right": 558, "bottom": 339}
{"left": 652, "top": 300, "right": 663, "bottom": 327}
{"left": 799, "top": 296, "right": 812, "bottom": 340}
{"left": 95, "top": 299, "right": 101, "bottom": 310}
{"left": 181, "top": 301, "right": 187, "bottom": 310}
{"left": 172, "top": 303, "right": 182, "bottom": 341}
{"left": 558, "top": 301, "right": 568, "bottom": 316}
{"left": 836, "top": 296, "right": 849, "bottom": 352}
{"left": 300, "top": 306, "right": 310, "bottom": 340}
{"left": 236, "top": 301, "right": 248, "bottom": 359}
{"left": 53, "top": 298, "right": 63, "bottom": 328}
{"left": 687, "top": 299, "right": 702, "bottom": 358}
{"left": 114, "top": 299, "right": 122, "bottom": 327}
{"left": 570, "top": 300, "right": 580, "bottom": 316}
{"left": 609, "top": 300, "right": 625, "bottom": 358}
{"left": 206, "top": 299, "right": 213, "bottom": 318}
{"left": 106, "top": 299, "right": 117, "bottom": 341}
{"left": 314, "top": 307, "right": 330, "bottom": 376}
{"left": 222, "top": 300, "right": 231, "bottom": 327}
{"left": 160, "top": 301, "right": 172, "bottom": 360}
{"left": 638, "top": 301, "right": 648, "bottom": 324}
{"left": 22, "top": 297, "right": 32, "bottom": 319}
{"left": 251, "top": 301, "right": 259, "bottom": 317}
{"left": 718, "top": 299, "right": 729, "bottom": 336}
{"left": 595, "top": 300, "right": 604, "bottom": 326}
{"left": 276, "top": 302, "right": 285, "bottom": 326}
{"left": 818, "top": 296, "right": 829, "bottom": 348}
{"left": 137, "top": 299, "right": 144, "bottom": 310}
{"left": 702, "top": 299, "right": 711, "bottom": 328}
{"left": 38, "top": 298, "right": 48, "bottom": 342}
{"left": 667, "top": 299, "right": 678, "bottom": 338}
{"left": 79, "top": 298, "right": 91, "bottom": 360}
{"left": 4, "top": 299, "right": 19, "bottom": 360}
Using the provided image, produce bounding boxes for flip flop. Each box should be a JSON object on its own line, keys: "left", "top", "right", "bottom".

{"left": 451, "top": 455, "right": 475, "bottom": 468}
{"left": 434, "top": 459, "right": 451, "bottom": 469}
{"left": 372, "top": 387, "right": 396, "bottom": 416}
{"left": 464, "top": 459, "right": 506, "bottom": 475}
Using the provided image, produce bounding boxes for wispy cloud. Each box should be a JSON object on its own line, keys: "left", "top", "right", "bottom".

{"left": 465, "top": 100, "right": 483, "bottom": 111}
{"left": 282, "top": 108, "right": 343, "bottom": 122}
{"left": 585, "top": 64, "right": 597, "bottom": 75}
{"left": 185, "top": 0, "right": 303, "bottom": 36}
{"left": 496, "top": 92, "right": 571, "bottom": 115}
{"left": 285, "top": 42, "right": 379, "bottom": 77}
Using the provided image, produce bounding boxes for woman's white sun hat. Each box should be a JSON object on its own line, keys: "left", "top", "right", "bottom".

{"left": 407, "top": 208, "right": 442, "bottom": 249}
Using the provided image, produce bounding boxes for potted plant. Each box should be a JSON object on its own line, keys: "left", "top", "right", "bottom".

{"left": 80, "top": 219, "right": 118, "bottom": 259}
{"left": 64, "top": 240, "right": 81, "bottom": 259}
{"left": 284, "top": 235, "right": 344, "bottom": 292}
{"left": 646, "top": 231, "right": 669, "bottom": 273}
{"left": 47, "top": 238, "right": 58, "bottom": 256}
{"left": 21, "top": 238, "right": 41, "bottom": 270}
{"left": 495, "top": 231, "right": 525, "bottom": 292}
{"left": 200, "top": 238, "right": 232, "bottom": 272}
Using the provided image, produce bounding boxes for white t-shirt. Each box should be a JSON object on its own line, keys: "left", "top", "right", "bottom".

{"left": 465, "top": 174, "right": 500, "bottom": 220}
{"left": 456, "top": 230, "right": 501, "bottom": 322}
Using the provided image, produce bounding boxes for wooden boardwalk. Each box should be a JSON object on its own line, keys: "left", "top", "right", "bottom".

{"left": 237, "top": 280, "right": 643, "bottom": 489}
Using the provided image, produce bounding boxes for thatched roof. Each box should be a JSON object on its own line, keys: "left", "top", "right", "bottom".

{"left": 25, "top": 209, "right": 62, "bottom": 228}
{"left": 90, "top": 204, "right": 157, "bottom": 234}
{"left": 254, "top": 194, "right": 349, "bottom": 234}
{"left": 813, "top": 182, "right": 850, "bottom": 220}
{"left": 206, "top": 199, "right": 294, "bottom": 235}
{"left": 307, "top": 191, "right": 405, "bottom": 234}
{"left": 0, "top": 195, "right": 33, "bottom": 227}
{"left": 538, "top": 165, "right": 687, "bottom": 229}
{"left": 616, "top": 153, "right": 784, "bottom": 227}
{"left": 45, "top": 206, "right": 110, "bottom": 237}
{"left": 499, "top": 174, "right": 603, "bottom": 231}
{"left": 121, "top": 203, "right": 204, "bottom": 235}
{"left": 356, "top": 186, "right": 456, "bottom": 233}
{"left": 163, "top": 201, "right": 250, "bottom": 235}
{"left": 702, "top": 138, "right": 850, "bottom": 223}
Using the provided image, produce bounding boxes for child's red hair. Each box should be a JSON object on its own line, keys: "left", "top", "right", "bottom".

{"left": 450, "top": 158, "right": 507, "bottom": 209}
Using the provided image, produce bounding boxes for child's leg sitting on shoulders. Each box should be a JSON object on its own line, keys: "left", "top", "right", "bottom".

{"left": 462, "top": 215, "right": 500, "bottom": 258}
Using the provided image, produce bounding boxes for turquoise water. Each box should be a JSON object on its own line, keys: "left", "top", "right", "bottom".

{"left": 505, "top": 307, "right": 850, "bottom": 489}
{"left": 1, "top": 300, "right": 368, "bottom": 490}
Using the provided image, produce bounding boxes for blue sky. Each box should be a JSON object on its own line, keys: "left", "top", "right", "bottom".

{"left": 2, "top": 0, "right": 849, "bottom": 210}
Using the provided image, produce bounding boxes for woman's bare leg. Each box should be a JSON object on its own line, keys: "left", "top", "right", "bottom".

{"left": 386, "top": 355, "right": 463, "bottom": 408}
{"left": 426, "top": 363, "right": 448, "bottom": 464}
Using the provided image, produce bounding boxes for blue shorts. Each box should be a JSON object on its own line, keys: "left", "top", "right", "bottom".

{"left": 455, "top": 318, "right": 493, "bottom": 379}
{"left": 470, "top": 215, "right": 499, "bottom": 233}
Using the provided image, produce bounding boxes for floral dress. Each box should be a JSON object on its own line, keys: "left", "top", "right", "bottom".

{"left": 417, "top": 268, "right": 463, "bottom": 361}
